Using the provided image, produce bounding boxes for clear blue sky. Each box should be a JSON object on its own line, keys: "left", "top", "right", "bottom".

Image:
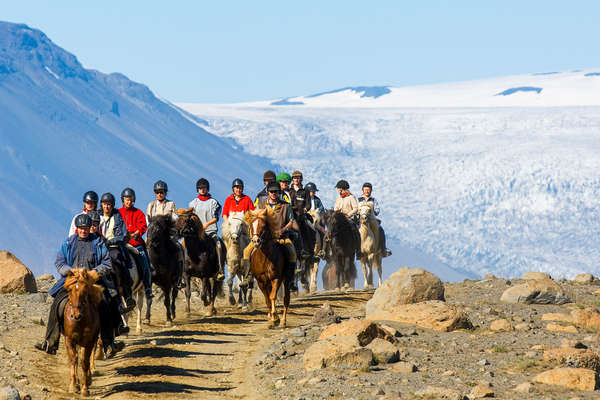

{"left": 4, "top": 1, "right": 599, "bottom": 103}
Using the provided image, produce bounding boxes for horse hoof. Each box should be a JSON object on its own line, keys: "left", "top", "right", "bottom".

{"left": 237, "top": 303, "right": 243, "bottom": 309}
{"left": 204, "top": 310, "right": 213, "bottom": 317}
{"left": 228, "top": 296, "right": 236, "bottom": 306}
{"left": 165, "top": 320, "right": 172, "bottom": 327}
{"left": 241, "top": 306, "right": 248, "bottom": 312}
{"left": 81, "top": 388, "right": 89, "bottom": 397}
{"left": 143, "top": 319, "right": 150, "bottom": 325}
{"left": 136, "top": 328, "right": 142, "bottom": 335}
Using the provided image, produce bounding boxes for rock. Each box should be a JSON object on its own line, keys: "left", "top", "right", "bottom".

{"left": 513, "top": 382, "right": 534, "bottom": 393}
{"left": 500, "top": 279, "right": 571, "bottom": 304}
{"left": 366, "top": 338, "right": 399, "bottom": 364}
{"left": 304, "top": 335, "right": 373, "bottom": 371}
{"left": 469, "top": 382, "right": 493, "bottom": 398}
{"left": 546, "top": 323, "right": 578, "bottom": 333}
{"left": 415, "top": 385, "right": 463, "bottom": 400}
{"left": 372, "top": 387, "right": 385, "bottom": 396}
{"left": 0, "top": 251, "right": 37, "bottom": 294}
{"left": 522, "top": 271, "right": 552, "bottom": 280}
{"left": 514, "top": 323, "right": 530, "bottom": 331}
{"left": 489, "top": 319, "right": 512, "bottom": 331}
{"left": 379, "top": 324, "right": 402, "bottom": 338}
{"left": 312, "top": 302, "right": 341, "bottom": 326}
{"left": 533, "top": 367, "right": 598, "bottom": 390}
{"left": 366, "top": 267, "right": 445, "bottom": 309}
{"left": 442, "top": 370, "right": 455, "bottom": 376}
{"left": 573, "top": 273, "right": 596, "bottom": 284}
{"left": 27, "top": 293, "right": 47, "bottom": 303}
{"left": 531, "top": 344, "right": 548, "bottom": 351}
{"left": 478, "top": 359, "right": 490, "bottom": 366}
{"left": 561, "top": 340, "right": 587, "bottom": 349}
{"left": 319, "top": 318, "right": 393, "bottom": 346}
{"left": 366, "top": 300, "right": 472, "bottom": 332}
{"left": 0, "top": 386, "right": 20, "bottom": 400}
{"left": 36, "top": 273, "right": 54, "bottom": 281}
{"left": 30, "top": 317, "right": 44, "bottom": 326}
{"left": 542, "top": 348, "right": 600, "bottom": 372}
{"left": 482, "top": 273, "right": 496, "bottom": 280}
{"left": 392, "top": 362, "right": 416, "bottom": 373}
{"left": 290, "top": 327, "right": 306, "bottom": 337}
{"left": 570, "top": 309, "right": 600, "bottom": 330}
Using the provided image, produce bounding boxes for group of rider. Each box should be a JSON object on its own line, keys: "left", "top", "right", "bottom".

{"left": 34, "top": 169, "right": 390, "bottom": 357}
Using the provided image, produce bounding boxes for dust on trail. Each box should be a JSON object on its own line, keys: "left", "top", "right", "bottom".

{"left": 24, "top": 289, "right": 372, "bottom": 399}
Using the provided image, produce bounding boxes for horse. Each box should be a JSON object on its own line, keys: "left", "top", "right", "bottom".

{"left": 176, "top": 208, "right": 224, "bottom": 316}
{"left": 62, "top": 268, "right": 104, "bottom": 396}
{"left": 322, "top": 210, "right": 358, "bottom": 291}
{"left": 245, "top": 208, "right": 290, "bottom": 328}
{"left": 296, "top": 212, "right": 317, "bottom": 293}
{"left": 221, "top": 211, "right": 252, "bottom": 310}
{"left": 358, "top": 201, "right": 383, "bottom": 289}
{"left": 304, "top": 209, "right": 325, "bottom": 292}
{"left": 147, "top": 215, "right": 183, "bottom": 326}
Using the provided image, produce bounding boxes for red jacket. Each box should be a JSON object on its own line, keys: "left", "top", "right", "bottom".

{"left": 119, "top": 206, "right": 147, "bottom": 247}
{"left": 222, "top": 194, "right": 255, "bottom": 217}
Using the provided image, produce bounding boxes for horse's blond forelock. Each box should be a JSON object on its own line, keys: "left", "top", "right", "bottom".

{"left": 245, "top": 207, "right": 280, "bottom": 238}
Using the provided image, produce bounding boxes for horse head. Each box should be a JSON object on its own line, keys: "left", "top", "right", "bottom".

{"left": 64, "top": 268, "right": 103, "bottom": 322}
{"left": 308, "top": 209, "right": 321, "bottom": 227}
{"left": 175, "top": 208, "right": 205, "bottom": 239}
{"left": 147, "top": 215, "right": 173, "bottom": 250}
{"left": 358, "top": 201, "right": 374, "bottom": 224}
{"left": 246, "top": 208, "right": 280, "bottom": 249}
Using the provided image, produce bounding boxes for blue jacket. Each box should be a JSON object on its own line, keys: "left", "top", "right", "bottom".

{"left": 306, "top": 195, "right": 325, "bottom": 214}
{"left": 99, "top": 210, "right": 127, "bottom": 247}
{"left": 358, "top": 196, "right": 381, "bottom": 216}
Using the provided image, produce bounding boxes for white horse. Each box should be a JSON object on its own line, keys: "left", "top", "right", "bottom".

{"left": 358, "top": 201, "right": 382, "bottom": 289}
{"left": 221, "top": 211, "right": 252, "bottom": 310}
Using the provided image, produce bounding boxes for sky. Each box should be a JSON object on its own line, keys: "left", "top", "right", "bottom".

{"left": 3, "top": 1, "right": 600, "bottom": 103}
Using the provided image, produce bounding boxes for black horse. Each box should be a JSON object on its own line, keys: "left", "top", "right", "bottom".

{"left": 322, "top": 210, "right": 358, "bottom": 290}
{"left": 176, "top": 208, "right": 224, "bottom": 316}
{"left": 146, "top": 215, "right": 183, "bottom": 326}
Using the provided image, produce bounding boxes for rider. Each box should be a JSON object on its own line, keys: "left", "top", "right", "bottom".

{"left": 241, "top": 181, "right": 299, "bottom": 291}
{"left": 34, "top": 214, "right": 125, "bottom": 358}
{"left": 358, "top": 182, "right": 392, "bottom": 257}
{"left": 277, "top": 172, "right": 308, "bottom": 267}
{"left": 276, "top": 172, "right": 293, "bottom": 205}
{"left": 254, "top": 170, "right": 277, "bottom": 207}
{"left": 119, "top": 188, "right": 153, "bottom": 300}
{"left": 146, "top": 180, "right": 185, "bottom": 288}
{"left": 189, "top": 178, "right": 225, "bottom": 280}
{"left": 304, "top": 182, "right": 326, "bottom": 257}
{"left": 98, "top": 192, "right": 136, "bottom": 311}
{"left": 289, "top": 170, "right": 306, "bottom": 217}
{"left": 68, "top": 191, "right": 98, "bottom": 236}
{"left": 334, "top": 180, "right": 362, "bottom": 258}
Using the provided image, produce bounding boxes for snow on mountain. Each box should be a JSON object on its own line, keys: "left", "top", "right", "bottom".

{"left": 180, "top": 90, "right": 600, "bottom": 280}
{"left": 0, "top": 22, "right": 274, "bottom": 275}
{"left": 232, "top": 69, "right": 600, "bottom": 108}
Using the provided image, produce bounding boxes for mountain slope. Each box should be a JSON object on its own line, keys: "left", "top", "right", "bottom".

{"left": 0, "top": 22, "right": 274, "bottom": 274}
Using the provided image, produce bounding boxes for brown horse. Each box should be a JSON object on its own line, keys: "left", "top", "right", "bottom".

{"left": 245, "top": 208, "right": 290, "bottom": 328}
{"left": 63, "top": 268, "right": 104, "bottom": 396}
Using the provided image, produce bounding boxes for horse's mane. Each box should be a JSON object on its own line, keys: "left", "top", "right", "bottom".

{"left": 223, "top": 212, "right": 248, "bottom": 242}
{"left": 64, "top": 268, "right": 104, "bottom": 305}
{"left": 330, "top": 211, "right": 354, "bottom": 238}
{"left": 176, "top": 207, "right": 206, "bottom": 240}
{"left": 245, "top": 207, "right": 280, "bottom": 239}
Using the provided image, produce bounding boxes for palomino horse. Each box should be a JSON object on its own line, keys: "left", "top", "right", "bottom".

{"left": 322, "top": 210, "right": 357, "bottom": 291}
{"left": 176, "top": 208, "right": 224, "bottom": 316}
{"left": 358, "top": 201, "right": 383, "bottom": 288}
{"left": 245, "top": 208, "right": 290, "bottom": 328}
{"left": 63, "top": 268, "right": 103, "bottom": 396}
{"left": 221, "top": 211, "right": 252, "bottom": 310}
{"left": 147, "top": 215, "right": 183, "bottom": 326}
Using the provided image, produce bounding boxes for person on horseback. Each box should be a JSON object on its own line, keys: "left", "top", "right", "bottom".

{"left": 68, "top": 191, "right": 98, "bottom": 236}
{"left": 119, "top": 188, "right": 153, "bottom": 300}
{"left": 147, "top": 180, "right": 185, "bottom": 288}
{"left": 358, "top": 182, "right": 392, "bottom": 257}
{"left": 98, "top": 192, "right": 136, "bottom": 311}
{"left": 277, "top": 171, "right": 309, "bottom": 268}
{"left": 334, "top": 180, "right": 362, "bottom": 258}
{"left": 35, "top": 214, "right": 125, "bottom": 358}
{"left": 241, "top": 181, "right": 299, "bottom": 291}
{"left": 276, "top": 172, "right": 293, "bottom": 204}
{"left": 254, "top": 170, "right": 276, "bottom": 207}
{"left": 189, "top": 178, "right": 226, "bottom": 280}
{"left": 290, "top": 170, "right": 306, "bottom": 217}
{"left": 305, "top": 182, "right": 326, "bottom": 257}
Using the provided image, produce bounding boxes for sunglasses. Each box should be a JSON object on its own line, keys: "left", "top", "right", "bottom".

{"left": 155, "top": 191, "right": 165, "bottom": 195}
{"left": 268, "top": 190, "right": 279, "bottom": 193}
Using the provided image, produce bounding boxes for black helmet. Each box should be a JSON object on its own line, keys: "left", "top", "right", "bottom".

{"left": 263, "top": 170, "right": 276, "bottom": 182}
{"left": 232, "top": 178, "right": 244, "bottom": 189}
{"left": 335, "top": 180, "right": 350, "bottom": 190}
{"left": 196, "top": 178, "right": 209, "bottom": 191}
{"left": 100, "top": 192, "right": 115, "bottom": 206}
{"left": 121, "top": 187, "right": 136, "bottom": 202}
{"left": 362, "top": 182, "right": 373, "bottom": 190}
{"left": 267, "top": 182, "right": 280, "bottom": 192}
{"left": 75, "top": 213, "right": 92, "bottom": 228}
{"left": 88, "top": 210, "right": 101, "bottom": 224}
{"left": 305, "top": 182, "right": 318, "bottom": 192}
{"left": 82, "top": 191, "right": 98, "bottom": 203}
{"left": 153, "top": 180, "right": 168, "bottom": 193}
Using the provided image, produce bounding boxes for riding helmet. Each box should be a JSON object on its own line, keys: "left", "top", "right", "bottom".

{"left": 82, "top": 191, "right": 99, "bottom": 203}
{"left": 121, "top": 187, "right": 136, "bottom": 202}
{"left": 100, "top": 192, "right": 115, "bottom": 206}
{"left": 291, "top": 170, "right": 303, "bottom": 179}
{"left": 88, "top": 210, "right": 101, "bottom": 224}
{"left": 267, "top": 182, "right": 280, "bottom": 192}
{"left": 153, "top": 180, "right": 168, "bottom": 193}
{"left": 75, "top": 213, "right": 93, "bottom": 228}
{"left": 335, "top": 180, "right": 350, "bottom": 190}
{"left": 362, "top": 182, "right": 373, "bottom": 190}
{"left": 232, "top": 178, "right": 244, "bottom": 189}
{"left": 276, "top": 172, "right": 292, "bottom": 183}
{"left": 196, "top": 178, "right": 210, "bottom": 191}
{"left": 305, "top": 182, "right": 318, "bottom": 192}
{"left": 263, "top": 170, "right": 276, "bottom": 182}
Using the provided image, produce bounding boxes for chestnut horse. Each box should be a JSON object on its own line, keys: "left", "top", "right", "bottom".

{"left": 63, "top": 268, "right": 104, "bottom": 396}
{"left": 245, "top": 208, "right": 290, "bottom": 328}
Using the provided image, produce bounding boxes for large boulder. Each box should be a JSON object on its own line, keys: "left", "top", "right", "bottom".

{"left": 500, "top": 278, "right": 571, "bottom": 304}
{"left": 319, "top": 318, "right": 393, "bottom": 346}
{"left": 365, "top": 338, "right": 399, "bottom": 364}
{"left": 542, "top": 348, "right": 600, "bottom": 372}
{"left": 521, "top": 271, "right": 552, "bottom": 280}
{"left": 303, "top": 335, "right": 373, "bottom": 371}
{"left": 0, "top": 251, "right": 37, "bottom": 294}
{"left": 543, "top": 308, "right": 600, "bottom": 330}
{"left": 533, "top": 367, "right": 598, "bottom": 390}
{"left": 366, "top": 300, "right": 472, "bottom": 332}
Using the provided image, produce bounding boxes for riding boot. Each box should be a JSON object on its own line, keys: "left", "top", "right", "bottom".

{"left": 34, "top": 289, "right": 67, "bottom": 354}
{"left": 378, "top": 225, "right": 391, "bottom": 257}
{"left": 287, "top": 262, "right": 298, "bottom": 292}
{"left": 137, "top": 247, "right": 154, "bottom": 299}
{"left": 175, "top": 243, "right": 186, "bottom": 288}
{"left": 239, "top": 258, "right": 252, "bottom": 288}
{"left": 215, "top": 239, "right": 225, "bottom": 281}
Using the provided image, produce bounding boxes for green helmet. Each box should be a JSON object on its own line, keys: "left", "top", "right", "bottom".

{"left": 276, "top": 172, "right": 292, "bottom": 183}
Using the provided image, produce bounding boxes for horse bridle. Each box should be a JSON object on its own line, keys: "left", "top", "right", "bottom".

{"left": 250, "top": 218, "right": 269, "bottom": 249}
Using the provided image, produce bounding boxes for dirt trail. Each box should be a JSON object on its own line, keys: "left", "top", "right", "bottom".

{"left": 21, "top": 289, "right": 371, "bottom": 399}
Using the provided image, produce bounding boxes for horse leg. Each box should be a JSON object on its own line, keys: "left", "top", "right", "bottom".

{"left": 171, "top": 285, "right": 178, "bottom": 320}
{"left": 184, "top": 273, "right": 192, "bottom": 315}
{"left": 361, "top": 257, "right": 369, "bottom": 289}
{"left": 247, "top": 278, "right": 254, "bottom": 304}
{"left": 136, "top": 290, "right": 143, "bottom": 333}
{"left": 210, "top": 278, "right": 218, "bottom": 316}
{"left": 269, "top": 280, "right": 280, "bottom": 328}
{"left": 227, "top": 262, "right": 236, "bottom": 306}
{"left": 65, "top": 338, "right": 79, "bottom": 393}
{"left": 203, "top": 278, "right": 214, "bottom": 317}
{"left": 95, "top": 337, "right": 104, "bottom": 361}
{"left": 164, "top": 287, "right": 172, "bottom": 326}
{"left": 310, "top": 260, "right": 319, "bottom": 293}
{"left": 282, "top": 279, "right": 290, "bottom": 328}
{"left": 376, "top": 255, "right": 383, "bottom": 287}
{"left": 144, "top": 290, "right": 152, "bottom": 324}
{"left": 81, "top": 343, "right": 94, "bottom": 396}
